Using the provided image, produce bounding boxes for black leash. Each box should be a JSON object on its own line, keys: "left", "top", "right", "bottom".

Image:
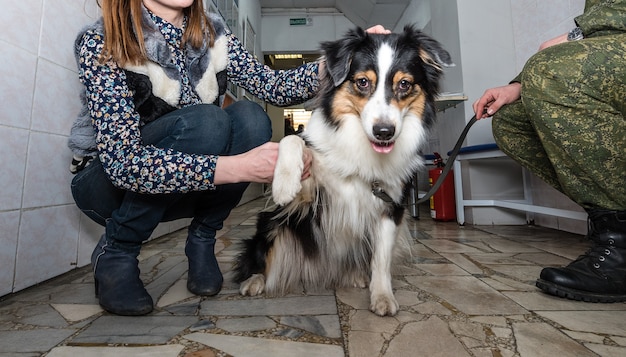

{"left": 416, "top": 114, "right": 478, "bottom": 204}
{"left": 371, "top": 114, "right": 479, "bottom": 205}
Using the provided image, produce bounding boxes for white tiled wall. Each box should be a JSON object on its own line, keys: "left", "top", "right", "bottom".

{"left": 0, "top": 0, "right": 190, "bottom": 297}
{"left": 0, "top": 0, "right": 105, "bottom": 296}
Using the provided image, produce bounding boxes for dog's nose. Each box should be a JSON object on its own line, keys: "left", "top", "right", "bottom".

{"left": 373, "top": 124, "right": 395, "bottom": 141}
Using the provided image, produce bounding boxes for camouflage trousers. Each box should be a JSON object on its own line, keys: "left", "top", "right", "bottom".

{"left": 493, "top": 34, "right": 626, "bottom": 210}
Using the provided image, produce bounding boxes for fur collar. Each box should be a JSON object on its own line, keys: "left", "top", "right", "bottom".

{"left": 123, "top": 6, "right": 229, "bottom": 106}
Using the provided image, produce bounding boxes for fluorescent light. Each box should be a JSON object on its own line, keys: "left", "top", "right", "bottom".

{"left": 273, "top": 54, "right": 303, "bottom": 59}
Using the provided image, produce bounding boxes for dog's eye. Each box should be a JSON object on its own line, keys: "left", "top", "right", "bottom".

{"left": 398, "top": 79, "right": 412, "bottom": 92}
{"left": 355, "top": 78, "right": 370, "bottom": 90}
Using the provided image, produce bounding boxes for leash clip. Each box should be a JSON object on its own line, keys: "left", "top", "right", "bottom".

{"left": 371, "top": 181, "right": 394, "bottom": 203}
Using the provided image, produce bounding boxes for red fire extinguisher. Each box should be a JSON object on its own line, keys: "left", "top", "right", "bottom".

{"left": 429, "top": 152, "right": 456, "bottom": 221}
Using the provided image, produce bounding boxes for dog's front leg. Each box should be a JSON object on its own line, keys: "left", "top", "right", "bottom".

{"left": 272, "top": 135, "right": 306, "bottom": 205}
{"left": 369, "top": 218, "right": 399, "bottom": 316}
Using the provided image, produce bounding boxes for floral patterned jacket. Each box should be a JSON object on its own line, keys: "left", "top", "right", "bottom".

{"left": 68, "top": 6, "right": 320, "bottom": 194}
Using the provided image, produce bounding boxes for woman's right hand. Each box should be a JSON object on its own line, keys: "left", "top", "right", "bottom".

{"left": 473, "top": 82, "right": 521, "bottom": 119}
{"left": 215, "top": 142, "right": 279, "bottom": 184}
{"left": 215, "top": 141, "right": 313, "bottom": 185}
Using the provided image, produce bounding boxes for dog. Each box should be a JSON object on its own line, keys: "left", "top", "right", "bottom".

{"left": 233, "top": 25, "right": 452, "bottom": 316}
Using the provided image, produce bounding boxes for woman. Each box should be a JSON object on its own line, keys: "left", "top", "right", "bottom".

{"left": 70, "top": 0, "right": 388, "bottom": 316}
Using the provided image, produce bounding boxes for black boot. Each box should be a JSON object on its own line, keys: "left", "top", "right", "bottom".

{"left": 185, "top": 234, "right": 223, "bottom": 296}
{"left": 536, "top": 209, "right": 626, "bottom": 302}
{"left": 91, "top": 235, "right": 153, "bottom": 315}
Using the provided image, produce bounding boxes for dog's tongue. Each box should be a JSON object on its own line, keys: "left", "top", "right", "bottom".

{"left": 372, "top": 142, "right": 394, "bottom": 154}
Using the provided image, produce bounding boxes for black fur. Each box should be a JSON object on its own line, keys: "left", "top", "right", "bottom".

{"left": 233, "top": 211, "right": 275, "bottom": 283}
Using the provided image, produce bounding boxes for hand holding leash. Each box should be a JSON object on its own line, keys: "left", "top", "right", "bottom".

{"left": 472, "top": 83, "right": 521, "bottom": 119}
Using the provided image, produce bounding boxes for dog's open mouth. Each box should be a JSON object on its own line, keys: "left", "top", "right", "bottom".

{"left": 371, "top": 141, "right": 395, "bottom": 154}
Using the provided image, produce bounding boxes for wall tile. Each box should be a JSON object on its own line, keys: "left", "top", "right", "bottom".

{"left": 535, "top": 0, "right": 573, "bottom": 36}
{"left": 39, "top": 0, "right": 101, "bottom": 70}
{"left": 31, "top": 59, "right": 83, "bottom": 135}
{"left": 556, "top": 216, "right": 587, "bottom": 235}
{"left": 76, "top": 212, "right": 104, "bottom": 268}
{"left": 14, "top": 205, "right": 79, "bottom": 292}
{"left": 0, "top": 126, "right": 29, "bottom": 211}
{"left": 22, "top": 132, "right": 74, "bottom": 208}
{"left": 0, "top": 42, "right": 37, "bottom": 129}
{"left": 0, "top": 0, "right": 43, "bottom": 54}
{"left": 0, "top": 211, "right": 20, "bottom": 296}
{"left": 530, "top": 174, "right": 586, "bottom": 234}
{"left": 569, "top": 0, "right": 586, "bottom": 15}
{"left": 510, "top": 0, "right": 535, "bottom": 13}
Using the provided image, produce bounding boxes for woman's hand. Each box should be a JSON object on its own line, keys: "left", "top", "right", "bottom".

{"left": 215, "top": 142, "right": 279, "bottom": 184}
{"left": 473, "top": 83, "right": 521, "bottom": 119}
{"left": 366, "top": 25, "right": 391, "bottom": 34}
{"left": 214, "top": 142, "right": 313, "bottom": 185}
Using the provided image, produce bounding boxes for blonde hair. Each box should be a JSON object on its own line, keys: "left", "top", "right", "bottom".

{"left": 97, "top": 0, "right": 216, "bottom": 66}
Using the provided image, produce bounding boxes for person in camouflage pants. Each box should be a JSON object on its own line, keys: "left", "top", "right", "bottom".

{"left": 474, "top": 0, "right": 626, "bottom": 303}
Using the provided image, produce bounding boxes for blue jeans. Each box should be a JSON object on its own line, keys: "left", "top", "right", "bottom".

{"left": 71, "top": 101, "right": 272, "bottom": 244}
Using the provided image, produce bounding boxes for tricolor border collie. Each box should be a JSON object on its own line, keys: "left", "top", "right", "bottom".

{"left": 234, "top": 26, "right": 452, "bottom": 316}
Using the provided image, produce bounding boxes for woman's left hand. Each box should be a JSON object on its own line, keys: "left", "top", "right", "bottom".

{"left": 366, "top": 25, "right": 391, "bottom": 34}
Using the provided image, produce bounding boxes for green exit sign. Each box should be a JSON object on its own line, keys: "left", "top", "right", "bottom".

{"left": 289, "top": 17, "right": 312, "bottom": 26}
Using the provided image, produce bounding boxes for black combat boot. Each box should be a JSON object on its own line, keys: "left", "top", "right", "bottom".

{"left": 91, "top": 235, "right": 153, "bottom": 315}
{"left": 185, "top": 234, "right": 223, "bottom": 296}
{"left": 536, "top": 209, "right": 626, "bottom": 302}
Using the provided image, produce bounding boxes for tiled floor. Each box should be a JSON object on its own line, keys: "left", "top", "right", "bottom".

{"left": 2, "top": 198, "right": 626, "bottom": 357}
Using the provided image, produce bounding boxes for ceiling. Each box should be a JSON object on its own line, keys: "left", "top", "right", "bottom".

{"left": 258, "top": 0, "right": 413, "bottom": 30}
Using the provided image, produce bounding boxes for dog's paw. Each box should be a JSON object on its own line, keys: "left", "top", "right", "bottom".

{"left": 272, "top": 180, "right": 302, "bottom": 206}
{"left": 272, "top": 136, "right": 305, "bottom": 205}
{"left": 351, "top": 276, "right": 369, "bottom": 289}
{"left": 239, "top": 274, "right": 266, "bottom": 296}
{"left": 369, "top": 293, "right": 399, "bottom": 316}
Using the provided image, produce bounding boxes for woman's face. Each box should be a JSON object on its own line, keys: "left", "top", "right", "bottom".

{"left": 142, "top": 0, "right": 195, "bottom": 24}
{"left": 143, "top": 0, "right": 194, "bottom": 9}
{"left": 142, "top": 0, "right": 195, "bottom": 14}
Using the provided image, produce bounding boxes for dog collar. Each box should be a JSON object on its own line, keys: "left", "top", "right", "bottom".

{"left": 371, "top": 181, "right": 394, "bottom": 203}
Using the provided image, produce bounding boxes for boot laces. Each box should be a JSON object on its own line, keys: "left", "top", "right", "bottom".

{"left": 585, "top": 246, "right": 613, "bottom": 269}
{"left": 576, "top": 215, "right": 615, "bottom": 270}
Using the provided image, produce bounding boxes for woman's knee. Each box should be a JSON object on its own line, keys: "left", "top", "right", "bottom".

{"left": 180, "top": 102, "right": 272, "bottom": 148}
{"left": 227, "top": 101, "right": 272, "bottom": 141}
{"left": 225, "top": 101, "right": 272, "bottom": 154}
{"left": 173, "top": 104, "right": 231, "bottom": 140}
{"left": 147, "top": 104, "right": 232, "bottom": 154}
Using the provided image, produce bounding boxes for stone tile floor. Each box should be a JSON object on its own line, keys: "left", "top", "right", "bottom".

{"left": 2, "top": 198, "right": 626, "bottom": 357}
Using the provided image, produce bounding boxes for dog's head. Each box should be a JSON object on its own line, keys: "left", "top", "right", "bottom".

{"left": 316, "top": 25, "right": 452, "bottom": 154}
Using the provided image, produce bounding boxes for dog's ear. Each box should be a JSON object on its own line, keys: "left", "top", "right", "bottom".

{"left": 403, "top": 25, "right": 454, "bottom": 71}
{"left": 320, "top": 27, "right": 368, "bottom": 87}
